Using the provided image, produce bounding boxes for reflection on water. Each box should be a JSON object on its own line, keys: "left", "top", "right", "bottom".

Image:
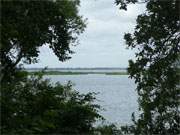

{"left": 44, "top": 74, "right": 138, "bottom": 125}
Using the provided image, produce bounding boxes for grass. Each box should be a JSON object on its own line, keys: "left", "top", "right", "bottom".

{"left": 28, "top": 71, "right": 128, "bottom": 75}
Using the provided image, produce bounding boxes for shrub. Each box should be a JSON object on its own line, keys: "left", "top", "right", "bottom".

{"left": 1, "top": 73, "right": 103, "bottom": 134}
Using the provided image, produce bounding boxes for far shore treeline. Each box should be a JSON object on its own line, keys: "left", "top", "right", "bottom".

{"left": 25, "top": 67, "right": 128, "bottom": 75}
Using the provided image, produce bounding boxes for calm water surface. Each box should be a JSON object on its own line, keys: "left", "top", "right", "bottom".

{"left": 44, "top": 74, "right": 138, "bottom": 125}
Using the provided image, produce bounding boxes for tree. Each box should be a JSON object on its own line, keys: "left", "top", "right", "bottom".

{"left": 116, "top": 0, "right": 180, "bottom": 134}
{"left": 1, "top": 0, "right": 86, "bottom": 81}
{"left": 1, "top": 1, "right": 105, "bottom": 134}
{"left": 1, "top": 73, "right": 103, "bottom": 134}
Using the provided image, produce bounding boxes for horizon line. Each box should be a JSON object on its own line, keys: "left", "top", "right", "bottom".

{"left": 25, "top": 67, "right": 127, "bottom": 69}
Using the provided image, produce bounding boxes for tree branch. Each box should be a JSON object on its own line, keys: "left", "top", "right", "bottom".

{"left": 11, "top": 50, "right": 23, "bottom": 68}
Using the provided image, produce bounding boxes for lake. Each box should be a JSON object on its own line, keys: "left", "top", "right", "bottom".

{"left": 44, "top": 74, "right": 138, "bottom": 126}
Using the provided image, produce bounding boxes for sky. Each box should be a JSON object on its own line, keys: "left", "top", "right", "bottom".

{"left": 26, "top": 0, "right": 146, "bottom": 68}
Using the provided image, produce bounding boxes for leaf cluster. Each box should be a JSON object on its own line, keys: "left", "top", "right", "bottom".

{"left": 117, "top": 0, "right": 180, "bottom": 134}
{"left": 1, "top": 73, "right": 103, "bottom": 134}
{"left": 1, "top": 0, "right": 86, "bottom": 81}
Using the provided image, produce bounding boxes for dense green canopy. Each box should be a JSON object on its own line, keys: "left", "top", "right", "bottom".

{"left": 1, "top": 0, "right": 86, "bottom": 81}
{"left": 116, "top": 0, "right": 180, "bottom": 134}
{"left": 1, "top": 73, "right": 102, "bottom": 134}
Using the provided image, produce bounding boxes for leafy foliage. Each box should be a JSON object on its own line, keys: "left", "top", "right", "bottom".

{"left": 1, "top": 73, "right": 103, "bottom": 134}
{"left": 1, "top": 0, "right": 86, "bottom": 81}
{"left": 95, "top": 124, "right": 123, "bottom": 135}
{"left": 117, "top": 0, "right": 180, "bottom": 134}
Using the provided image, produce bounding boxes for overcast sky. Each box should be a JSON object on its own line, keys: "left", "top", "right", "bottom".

{"left": 26, "top": 0, "right": 145, "bottom": 68}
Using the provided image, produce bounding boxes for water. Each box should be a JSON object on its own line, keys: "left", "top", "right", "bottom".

{"left": 44, "top": 74, "right": 138, "bottom": 125}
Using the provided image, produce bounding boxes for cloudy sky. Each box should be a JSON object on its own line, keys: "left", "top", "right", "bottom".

{"left": 26, "top": 0, "right": 145, "bottom": 68}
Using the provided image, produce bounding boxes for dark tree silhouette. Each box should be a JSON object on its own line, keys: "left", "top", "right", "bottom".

{"left": 1, "top": 0, "right": 86, "bottom": 81}
{"left": 116, "top": 0, "right": 180, "bottom": 134}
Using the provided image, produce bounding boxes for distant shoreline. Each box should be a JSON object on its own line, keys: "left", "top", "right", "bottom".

{"left": 28, "top": 71, "right": 128, "bottom": 75}
{"left": 26, "top": 67, "right": 128, "bottom": 75}
{"left": 25, "top": 67, "right": 127, "bottom": 71}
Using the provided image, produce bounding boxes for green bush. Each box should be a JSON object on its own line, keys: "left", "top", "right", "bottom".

{"left": 95, "top": 124, "right": 123, "bottom": 135}
{"left": 1, "top": 73, "right": 103, "bottom": 134}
